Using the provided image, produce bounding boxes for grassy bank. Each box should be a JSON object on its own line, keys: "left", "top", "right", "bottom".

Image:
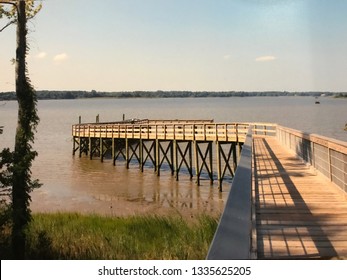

{"left": 0, "top": 213, "right": 218, "bottom": 259}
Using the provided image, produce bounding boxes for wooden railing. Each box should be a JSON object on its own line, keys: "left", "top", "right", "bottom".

{"left": 208, "top": 124, "right": 347, "bottom": 259}
{"left": 72, "top": 120, "right": 277, "bottom": 143}
{"left": 276, "top": 126, "right": 347, "bottom": 193}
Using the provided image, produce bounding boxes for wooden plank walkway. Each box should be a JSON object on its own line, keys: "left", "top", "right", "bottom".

{"left": 253, "top": 136, "right": 347, "bottom": 259}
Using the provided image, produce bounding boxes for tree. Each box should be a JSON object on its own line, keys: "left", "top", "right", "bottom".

{"left": 0, "top": 0, "right": 42, "bottom": 259}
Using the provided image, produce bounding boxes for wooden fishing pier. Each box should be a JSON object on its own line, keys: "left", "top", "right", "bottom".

{"left": 72, "top": 119, "right": 272, "bottom": 190}
{"left": 72, "top": 119, "right": 347, "bottom": 259}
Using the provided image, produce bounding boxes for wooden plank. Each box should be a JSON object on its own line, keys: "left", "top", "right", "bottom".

{"left": 253, "top": 136, "right": 347, "bottom": 259}
{"left": 260, "top": 239, "right": 347, "bottom": 248}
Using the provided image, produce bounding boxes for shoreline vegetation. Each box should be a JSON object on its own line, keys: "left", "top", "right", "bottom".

{"left": 0, "top": 212, "right": 218, "bottom": 260}
{"left": 1, "top": 90, "right": 347, "bottom": 101}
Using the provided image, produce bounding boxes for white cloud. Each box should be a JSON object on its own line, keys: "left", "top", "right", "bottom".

{"left": 53, "top": 53, "right": 68, "bottom": 62}
{"left": 255, "top": 55, "right": 276, "bottom": 62}
{"left": 36, "top": 52, "right": 47, "bottom": 59}
{"left": 223, "top": 54, "right": 231, "bottom": 60}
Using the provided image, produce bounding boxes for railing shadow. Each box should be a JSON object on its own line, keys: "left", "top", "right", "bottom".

{"left": 255, "top": 138, "right": 338, "bottom": 259}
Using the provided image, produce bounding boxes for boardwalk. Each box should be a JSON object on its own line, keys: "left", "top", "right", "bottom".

{"left": 71, "top": 120, "right": 347, "bottom": 259}
{"left": 253, "top": 136, "right": 347, "bottom": 259}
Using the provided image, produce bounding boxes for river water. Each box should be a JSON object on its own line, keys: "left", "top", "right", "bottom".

{"left": 0, "top": 96, "right": 346, "bottom": 217}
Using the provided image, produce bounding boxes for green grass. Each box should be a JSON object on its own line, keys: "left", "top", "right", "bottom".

{"left": 0, "top": 213, "right": 218, "bottom": 259}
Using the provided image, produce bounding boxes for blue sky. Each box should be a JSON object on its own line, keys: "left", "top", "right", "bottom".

{"left": 1, "top": 0, "right": 347, "bottom": 92}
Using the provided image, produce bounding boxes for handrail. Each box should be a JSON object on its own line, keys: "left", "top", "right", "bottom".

{"left": 72, "top": 122, "right": 253, "bottom": 143}
{"left": 72, "top": 121, "right": 277, "bottom": 144}
{"left": 206, "top": 126, "right": 253, "bottom": 259}
{"left": 276, "top": 125, "right": 347, "bottom": 193}
{"left": 276, "top": 125, "right": 347, "bottom": 153}
{"left": 76, "top": 119, "right": 214, "bottom": 126}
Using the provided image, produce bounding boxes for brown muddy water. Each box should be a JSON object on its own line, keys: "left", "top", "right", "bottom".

{"left": 0, "top": 97, "right": 346, "bottom": 217}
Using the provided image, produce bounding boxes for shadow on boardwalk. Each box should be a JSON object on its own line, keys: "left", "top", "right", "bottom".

{"left": 254, "top": 137, "right": 347, "bottom": 259}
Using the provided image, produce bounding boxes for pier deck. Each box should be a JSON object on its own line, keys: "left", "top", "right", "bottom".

{"left": 253, "top": 136, "right": 347, "bottom": 259}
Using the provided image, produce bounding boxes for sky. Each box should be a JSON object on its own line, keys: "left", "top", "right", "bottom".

{"left": 1, "top": 0, "right": 347, "bottom": 92}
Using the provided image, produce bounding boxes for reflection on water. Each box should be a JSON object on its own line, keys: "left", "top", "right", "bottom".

{"left": 1, "top": 97, "right": 346, "bottom": 217}
{"left": 31, "top": 156, "right": 227, "bottom": 217}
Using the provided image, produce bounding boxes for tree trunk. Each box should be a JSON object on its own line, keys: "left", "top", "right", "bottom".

{"left": 12, "top": 0, "right": 39, "bottom": 259}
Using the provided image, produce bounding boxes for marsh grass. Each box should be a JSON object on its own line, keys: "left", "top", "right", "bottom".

{"left": 0, "top": 213, "right": 218, "bottom": 259}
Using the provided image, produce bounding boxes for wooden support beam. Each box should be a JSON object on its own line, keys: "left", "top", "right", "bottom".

{"left": 209, "top": 142, "right": 213, "bottom": 184}
{"left": 155, "top": 140, "right": 174, "bottom": 176}
{"left": 113, "top": 139, "right": 126, "bottom": 164}
{"left": 220, "top": 142, "right": 235, "bottom": 179}
{"left": 126, "top": 138, "right": 129, "bottom": 169}
{"left": 187, "top": 142, "right": 193, "bottom": 179}
{"left": 127, "top": 140, "right": 140, "bottom": 167}
{"left": 140, "top": 139, "right": 144, "bottom": 171}
{"left": 174, "top": 140, "right": 179, "bottom": 180}
{"left": 72, "top": 137, "right": 76, "bottom": 155}
{"left": 195, "top": 142, "right": 214, "bottom": 184}
{"left": 89, "top": 138, "right": 100, "bottom": 159}
{"left": 216, "top": 141, "right": 222, "bottom": 191}
{"left": 72, "top": 137, "right": 80, "bottom": 156}
{"left": 78, "top": 137, "right": 89, "bottom": 157}
{"left": 173, "top": 141, "right": 194, "bottom": 181}
{"left": 112, "top": 138, "right": 116, "bottom": 165}
{"left": 233, "top": 142, "right": 238, "bottom": 169}
{"left": 89, "top": 137, "right": 93, "bottom": 159}
{"left": 194, "top": 140, "right": 200, "bottom": 185}
{"left": 216, "top": 141, "right": 238, "bottom": 191}
{"left": 141, "top": 140, "right": 156, "bottom": 172}
{"left": 170, "top": 140, "right": 174, "bottom": 176}
{"left": 156, "top": 139, "right": 160, "bottom": 176}
{"left": 100, "top": 138, "right": 112, "bottom": 161}
{"left": 78, "top": 137, "right": 82, "bottom": 157}
{"left": 100, "top": 137, "right": 104, "bottom": 162}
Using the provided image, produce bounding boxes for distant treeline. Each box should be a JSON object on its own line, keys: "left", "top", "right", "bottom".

{"left": 0, "top": 90, "right": 345, "bottom": 101}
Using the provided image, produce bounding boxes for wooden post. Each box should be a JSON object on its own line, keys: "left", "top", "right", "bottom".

{"left": 78, "top": 137, "right": 82, "bottom": 157}
{"left": 194, "top": 141, "right": 200, "bottom": 186}
{"left": 216, "top": 141, "right": 222, "bottom": 191}
{"left": 238, "top": 139, "right": 242, "bottom": 157}
{"left": 79, "top": 116, "right": 81, "bottom": 124}
{"left": 72, "top": 137, "right": 76, "bottom": 155}
{"left": 328, "top": 147, "right": 333, "bottom": 182}
{"left": 312, "top": 141, "right": 316, "bottom": 169}
{"left": 174, "top": 140, "right": 179, "bottom": 181}
{"left": 156, "top": 139, "right": 160, "bottom": 176}
{"left": 170, "top": 140, "right": 174, "bottom": 176}
{"left": 112, "top": 138, "right": 116, "bottom": 165}
{"left": 85, "top": 138, "right": 89, "bottom": 156}
{"left": 139, "top": 139, "right": 144, "bottom": 171}
{"left": 209, "top": 142, "right": 213, "bottom": 184}
{"left": 188, "top": 142, "right": 193, "bottom": 179}
{"left": 233, "top": 142, "right": 238, "bottom": 169}
{"left": 100, "top": 137, "right": 104, "bottom": 162}
{"left": 89, "top": 137, "right": 93, "bottom": 159}
{"left": 126, "top": 138, "right": 129, "bottom": 168}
